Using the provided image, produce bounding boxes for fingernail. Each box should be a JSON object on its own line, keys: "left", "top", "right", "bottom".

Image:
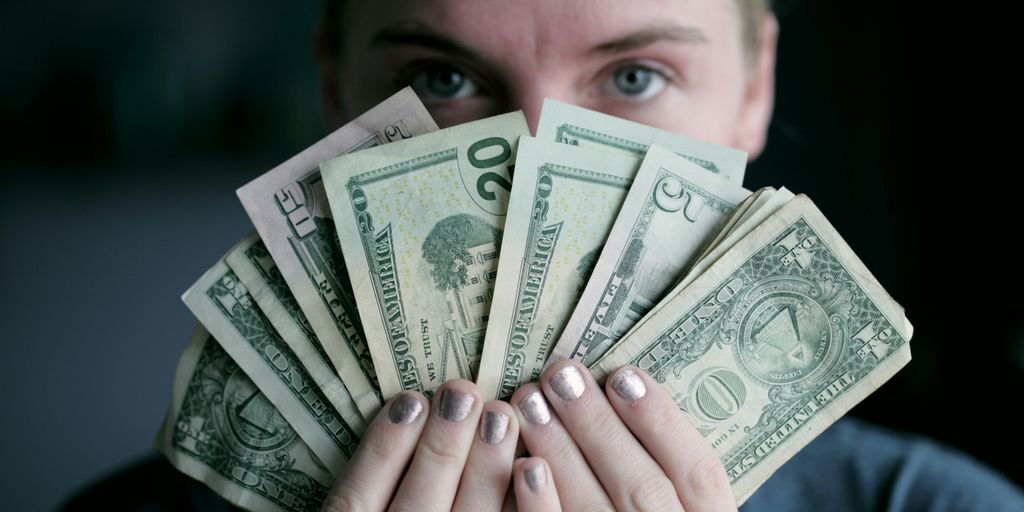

{"left": 439, "top": 388, "right": 475, "bottom": 422}
{"left": 549, "top": 364, "right": 586, "bottom": 401}
{"left": 611, "top": 367, "right": 647, "bottom": 401}
{"left": 479, "top": 410, "right": 510, "bottom": 444}
{"left": 517, "top": 390, "right": 551, "bottom": 426}
{"left": 389, "top": 392, "right": 424, "bottom": 425}
{"left": 524, "top": 462, "right": 548, "bottom": 492}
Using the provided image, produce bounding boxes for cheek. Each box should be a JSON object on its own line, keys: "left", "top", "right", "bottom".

{"left": 667, "top": 64, "right": 747, "bottom": 147}
{"left": 618, "top": 88, "right": 742, "bottom": 148}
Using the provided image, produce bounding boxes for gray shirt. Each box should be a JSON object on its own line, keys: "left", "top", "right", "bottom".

{"left": 63, "top": 417, "right": 1024, "bottom": 511}
{"left": 742, "top": 417, "right": 1024, "bottom": 511}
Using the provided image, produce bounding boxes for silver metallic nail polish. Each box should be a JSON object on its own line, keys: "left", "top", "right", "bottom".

{"left": 611, "top": 367, "right": 647, "bottom": 401}
{"left": 479, "top": 411, "right": 510, "bottom": 444}
{"left": 389, "top": 393, "right": 424, "bottom": 424}
{"left": 518, "top": 391, "right": 551, "bottom": 425}
{"left": 439, "top": 388, "right": 475, "bottom": 422}
{"left": 524, "top": 462, "right": 547, "bottom": 492}
{"left": 549, "top": 365, "right": 586, "bottom": 401}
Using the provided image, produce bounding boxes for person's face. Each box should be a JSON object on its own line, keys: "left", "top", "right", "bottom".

{"left": 327, "top": 0, "right": 777, "bottom": 160}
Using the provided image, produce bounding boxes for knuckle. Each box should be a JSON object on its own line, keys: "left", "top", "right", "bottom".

{"left": 624, "top": 475, "right": 679, "bottom": 512}
{"left": 648, "top": 404, "right": 677, "bottom": 434}
{"left": 614, "top": 386, "right": 674, "bottom": 432}
{"left": 321, "top": 484, "right": 371, "bottom": 512}
{"left": 685, "top": 452, "right": 731, "bottom": 500}
{"left": 417, "top": 431, "right": 466, "bottom": 468}
{"left": 390, "top": 503, "right": 424, "bottom": 512}
{"left": 568, "top": 401, "right": 620, "bottom": 440}
{"left": 361, "top": 423, "right": 403, "bottom": 461}
{"left": 538, "top": 434, "right": 579, "bottom": 466}
{"left": 572, "top": 498, "right": 615, "bottom": 512}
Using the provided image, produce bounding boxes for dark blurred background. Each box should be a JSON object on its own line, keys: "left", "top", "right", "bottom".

{"left": 1, "top": 1, "right": 1020, "bottom": 510}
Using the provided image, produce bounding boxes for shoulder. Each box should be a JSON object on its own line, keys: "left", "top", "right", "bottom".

{"left": 61, "top": 455, "right": 241, "bottom": 511}
{"left": 740, "top": 417, "right": 1024, "bottom": 512}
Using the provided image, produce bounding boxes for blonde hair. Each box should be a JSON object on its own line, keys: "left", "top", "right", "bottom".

{"left": 737, "top": 0, "right": 773, "bottom": 69}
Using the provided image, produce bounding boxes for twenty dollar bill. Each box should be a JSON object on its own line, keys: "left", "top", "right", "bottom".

{"left": 322, "top": 112, "right": 529, "bottom": 398}
{"left": 476, "top": 136, "right": 640, "bottom": 399}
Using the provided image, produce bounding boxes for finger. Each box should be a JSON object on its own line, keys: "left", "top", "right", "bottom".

{"left": 511, "top": 383, "right": 612, "bottom": 511}
{"left": 323, "top": 392, "right": 428, "bottom": 512}
{"left": 389, "top": 379, "right": 483, "bottom": 511}
{"left": 605, "top": 366, "right": 736, "bottom": 511}
{"left": 513, "top": 457, "right": 562, "bottom": 512}
{"left": 452, "top": 400, "right": 519, "bottom": 512}
{"left": 541, "top": 360, "right": 682, "bottom": 512}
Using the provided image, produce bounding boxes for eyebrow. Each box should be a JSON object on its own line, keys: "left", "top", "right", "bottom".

{"left": 371, "top": 25, "right": 483, "bottom": 61}
{"left": 589, "top": 24, "right": 709, "bottom": 55}
{"left": 372, "top": 22, "right": 707, "bottom": 59}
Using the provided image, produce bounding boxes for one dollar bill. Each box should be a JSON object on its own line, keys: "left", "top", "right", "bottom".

{"left": 591, "top": 194, "right": 913, "bottom": 504}
{"left": 183, "top": 256, "right": 363, "bottom": 476}
{"left": 155, "top": 325, "right": 333, "bottom": 512}
{"left": 225, "top": 232, "right": 368, "bottom": 426}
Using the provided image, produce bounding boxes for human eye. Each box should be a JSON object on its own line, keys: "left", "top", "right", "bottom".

{"left": 400, "top": 62, "right": 480, "bottom": 105}
{"left": 597, "top": 61, "right": 673, "bottom": 101}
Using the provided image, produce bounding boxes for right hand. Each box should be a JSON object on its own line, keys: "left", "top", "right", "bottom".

{"left": 321, "top": 378, "right": 561, "bottom": 511}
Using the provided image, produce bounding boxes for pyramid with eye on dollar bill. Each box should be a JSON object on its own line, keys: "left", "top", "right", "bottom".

{"left": 155, "top": 87, "right": 912, "bottom": 511}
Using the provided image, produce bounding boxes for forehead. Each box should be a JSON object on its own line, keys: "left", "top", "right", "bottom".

{"left": 342, "top": 0, "right": 741, "bottom": 60}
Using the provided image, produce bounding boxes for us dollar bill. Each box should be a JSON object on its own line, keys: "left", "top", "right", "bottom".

{"left": 693, "top": 188, "right": 769, "bottom": 265}
{"left": 183, "top": 257, "right": 363, "bottom": 475}
{"left": 475, "top": 137, "right": 641, "bottom": 400}
{"left": 551, "top": 144, "right": 751, "bottom": 366}
{"left": 591, "top": 194, "right": 913, "bottom": 504}
{"left": 155, "top": 325, "right": 333, "bottom": 512}
{"left": 225, "top": 232, "right": 368, "bottom": 425}
{"left": 679, "top": 187, "right": 795, "bottom": 291}
{"left": 536, "top": 98, "right": 748, "bottom": 183}
{"left": 322, "top": 112, "right": 529, "bottom": 398}
{"left": 236, "top": 88, "right": 438, "bottom": 418}
{"left": 589, "top": 188, "right": 797, "bottom": 369}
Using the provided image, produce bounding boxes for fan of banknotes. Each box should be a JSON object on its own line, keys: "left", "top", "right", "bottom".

{"left": 154, "top": 87, "right": 913, "bottom": 511}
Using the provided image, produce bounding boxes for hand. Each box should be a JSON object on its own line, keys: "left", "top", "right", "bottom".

{"left": 323, "top": 379, "right": 548, "bottom": 511}
{"left": 510, "top": 360, "right": 736, "bottom": 512}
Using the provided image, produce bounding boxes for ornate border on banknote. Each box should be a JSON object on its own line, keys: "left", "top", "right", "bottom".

{"left": 555, "top": 123, "right": 721, "bottom": 174}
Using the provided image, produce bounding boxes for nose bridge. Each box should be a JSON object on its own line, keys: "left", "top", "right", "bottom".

{"left": 506, "top": 79, "right": 572, "bottom": 136}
